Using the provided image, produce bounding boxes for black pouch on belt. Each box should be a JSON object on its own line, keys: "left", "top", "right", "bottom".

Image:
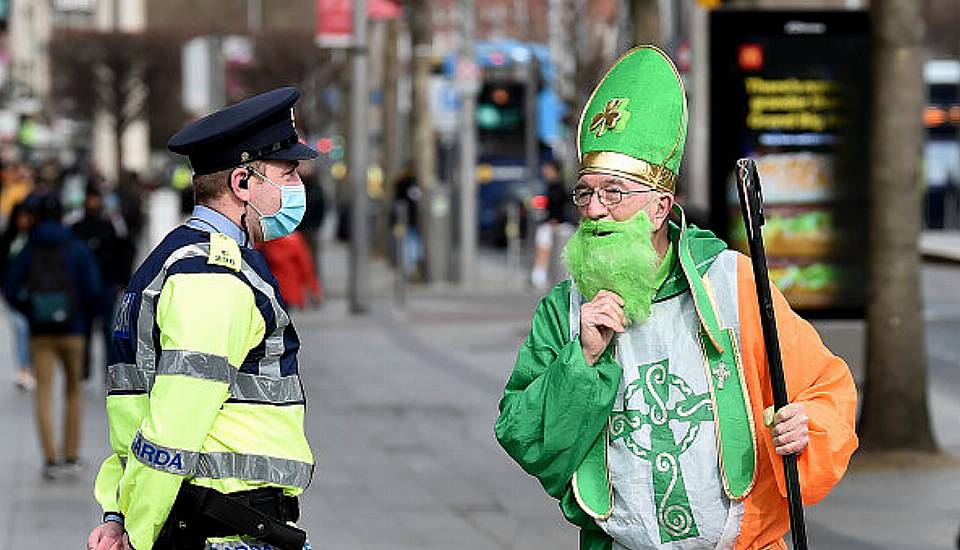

{"left": 157, "top": 484, "right": 306, "bottom": 550}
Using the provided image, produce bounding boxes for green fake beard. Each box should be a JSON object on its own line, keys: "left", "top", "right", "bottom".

{"left": 563, "top": 211, "right": 660, "bottom": 324}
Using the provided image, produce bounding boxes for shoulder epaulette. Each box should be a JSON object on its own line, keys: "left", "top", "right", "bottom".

{"left": 207, "top": 232, "right": 242, "bottom": 272}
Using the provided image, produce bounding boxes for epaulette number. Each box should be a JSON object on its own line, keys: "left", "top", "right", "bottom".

{"left": 208, "top": 232, "right": 241, "bottom": 272}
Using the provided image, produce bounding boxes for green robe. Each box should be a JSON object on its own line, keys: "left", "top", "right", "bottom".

{"left": 494, "top": 223, "right": 727, "bottom": 549}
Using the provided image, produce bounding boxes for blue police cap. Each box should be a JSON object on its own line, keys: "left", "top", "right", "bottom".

{"left": 168, "top": 87, "right": 318, "bottom": 175}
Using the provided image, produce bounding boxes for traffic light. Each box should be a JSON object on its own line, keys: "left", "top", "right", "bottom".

{"left": 314, "top": 135, "right": 344, "bottom": 160}
{"left": 316, "top": 137, "right": 333, "bottom": 155}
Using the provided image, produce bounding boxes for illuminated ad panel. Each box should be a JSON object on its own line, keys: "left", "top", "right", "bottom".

{"left": 709, "top": 10, "right": 870, "bottom": 318}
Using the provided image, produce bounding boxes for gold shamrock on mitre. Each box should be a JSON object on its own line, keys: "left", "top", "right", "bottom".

{"left": 589, "top": 98, "right": 628, "bottom": 138}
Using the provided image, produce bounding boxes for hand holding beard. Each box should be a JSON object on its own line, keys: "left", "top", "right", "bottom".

{"left": 564, "top": 211, "right": 661, "bottom": 366}
{"left": 580, "top": 290, "right": 627, "bottom": 365}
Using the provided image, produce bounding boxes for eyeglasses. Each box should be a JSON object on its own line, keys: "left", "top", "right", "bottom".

{"left": 571, "top": 187, "right": 654, "bottom": 207}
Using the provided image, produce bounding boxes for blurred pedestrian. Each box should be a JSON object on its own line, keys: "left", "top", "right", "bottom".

{"left": 88, "top": 87, "right": 315, "bottom": 550}
{"left": 531, "top": 159, "right": 574, "bottom": 289}
{"left": 390, "top": 170, "right": 424, "bottom": 278}
{"left": 71, "top": 185, "right": 126, "bottom": 380}
{"left": 258, "top": 231, "right": 322, "bottom": 309}
{"left": 115, "top": 170, "right": 146, "bottom": 248}
{"left": 0, "top": 201, "right": 37, "bottom": 390}
{"left": 495, "top": 47, "right": 858, "bottom": 550}
{"left": 4, "top": 193, "right": 102, "bottom": 479}
{"left": 0, "top": 162, "right": 35, "bottom": 222}
{"left": 171, "top": 161, "right": 195, "bottom": 216}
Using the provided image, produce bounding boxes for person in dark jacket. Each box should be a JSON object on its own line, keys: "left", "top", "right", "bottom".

{"left": 4, "top": 193, "right": 103, "bottom": 479}
{"left": 71, "top": 185, "right": 128, "bottom": 380}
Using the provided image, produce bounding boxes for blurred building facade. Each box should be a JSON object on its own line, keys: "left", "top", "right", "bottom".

{"left": 0, "top": 0, "right": 956, "bottom": 222}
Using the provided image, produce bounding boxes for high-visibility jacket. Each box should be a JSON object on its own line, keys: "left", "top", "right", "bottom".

{"left": 494, "top": 223, "right": 858, "bottom": 550}
{"left": 94, "top": 222, "right": 314, "bottom": 550}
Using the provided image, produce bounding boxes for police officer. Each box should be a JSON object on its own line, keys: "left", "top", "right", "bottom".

{"left": 87, "top": 87, "right": 318, "bottom": 550}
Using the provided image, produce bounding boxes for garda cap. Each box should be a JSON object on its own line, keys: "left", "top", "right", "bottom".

{"left": 168, "top": 87, "right": 319, "bottom": 175}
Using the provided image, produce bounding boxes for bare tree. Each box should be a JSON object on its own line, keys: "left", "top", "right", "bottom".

{"left": 859, "top": 0, "right": 936, "bottom": 452}
{"left": 49, "top": 30, "right": 181, "bottom": 179}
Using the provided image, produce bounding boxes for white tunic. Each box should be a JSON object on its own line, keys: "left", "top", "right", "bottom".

{"left": 571, "top": 251, "right": 744, "bottom": 550}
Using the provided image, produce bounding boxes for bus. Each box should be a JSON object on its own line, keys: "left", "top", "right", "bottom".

{"left": 443, "top": 40, "right": 565, "bottom": 244}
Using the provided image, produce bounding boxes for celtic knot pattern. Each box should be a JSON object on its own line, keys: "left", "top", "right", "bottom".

{"left": 608, "top": 358, "right": 714, "bottom": 543}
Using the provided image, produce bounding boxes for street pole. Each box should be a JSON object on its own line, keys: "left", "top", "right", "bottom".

{"left": 349, "top": 0, "right": 370, "bottom": 314}
{"left": 246, "top": 0, "right": 262, "bottom": 33}
{"left": 456, "top": 0, "right": 478, "bottom": 283}
{"left": 514, "top": 0, "right": 529, "bottom": 40}
{"left": 630, "top": 0, "right": 661, "bottom": 47}
{"left": 409, "top": 0, "right": 446, "bottom": 283}
{"left": 524, "top": 54, "right": 539, "bottom": 262}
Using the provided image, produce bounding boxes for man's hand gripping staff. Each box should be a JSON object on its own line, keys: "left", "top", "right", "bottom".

{"left": 736, "top": 157, "right": 809, "bottom": 550}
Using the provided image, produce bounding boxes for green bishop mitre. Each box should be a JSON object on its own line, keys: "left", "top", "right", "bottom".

{"left": 578, "top": 45, "right": 687, "bottom": 194}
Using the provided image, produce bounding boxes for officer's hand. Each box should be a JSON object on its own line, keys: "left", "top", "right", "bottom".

{"left": 580, "top": 290, "right": 626, "bottom": 365}
{"left": 764, "top": 403, "right": 809, "bottom": 456}
{"left": 87, "top": 521, "right": 125, "bottom": 550}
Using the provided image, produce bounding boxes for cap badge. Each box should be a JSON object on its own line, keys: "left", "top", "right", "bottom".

{"left": 240, "top": 151, "right": 251, "bottom": 163}
{"left": 589, "top": 98, "right": 630, "bottom": 138}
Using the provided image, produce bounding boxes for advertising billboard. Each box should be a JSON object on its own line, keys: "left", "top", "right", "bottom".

{"left": 709, "top": 10, "right": 870, "bottom": 317}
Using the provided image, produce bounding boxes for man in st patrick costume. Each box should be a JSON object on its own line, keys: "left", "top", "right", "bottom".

{"left": 494, "top": 46, "right": 858, "bottom": 550}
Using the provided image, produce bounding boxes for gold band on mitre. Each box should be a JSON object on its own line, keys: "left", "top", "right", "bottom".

{"left": 579, "top": 151, "right": 676, "bottom": 194}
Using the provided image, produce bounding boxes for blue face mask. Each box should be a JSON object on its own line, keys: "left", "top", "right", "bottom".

{"left": 246, "top": 168, "right": 306, "bottom": 241}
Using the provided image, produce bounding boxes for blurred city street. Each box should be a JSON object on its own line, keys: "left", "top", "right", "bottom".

{"left": 0, "top": 241, "right": 958, "bottom": 549}
{"left": 0, "top": 0, "right": 957, "bottom": 548}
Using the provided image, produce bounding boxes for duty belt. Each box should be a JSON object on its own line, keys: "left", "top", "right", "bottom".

{"left": 158, "top": 485, "right": 305, "bottom": 550}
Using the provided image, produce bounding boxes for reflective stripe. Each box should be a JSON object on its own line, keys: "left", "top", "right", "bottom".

{"left": 138, "top": 243, "right": 288, "bottom": 378}
{"left": 137, "top": 244, "right": 209, "bottom": 373}
{"left": 131, "top": 431, "right": 198, "bottom": 476}
{"left": 195, "top": 452, "right": 312, "bottom": 489}
{"left": 107, "top": 362, "right": 302, "bottom": 403}
{"left": 230, "top": 372, "right": 303, "bottom": 404}
{"left": 124, "top": 240, "right": 294, "bottom": 397}
{"left": 129, "top": 431, "right": 311, "bottom": 489}
{"left": 239, "top": 261, "right": 288, "bottom": 378}
{"left": 107, "top": 362, "right": 150, "bottom": 393}
{"left": 158, "top": 350, "right": 235, "bottom": 384}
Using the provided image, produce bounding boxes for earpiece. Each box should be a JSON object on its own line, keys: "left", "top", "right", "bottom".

{"left": 239, "top": 170, "right": 250, "bottom": 189}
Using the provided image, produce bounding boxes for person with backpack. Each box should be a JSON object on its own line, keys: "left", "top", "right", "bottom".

{"left": 4, "top": 192, "right": 103, "bottom": 479}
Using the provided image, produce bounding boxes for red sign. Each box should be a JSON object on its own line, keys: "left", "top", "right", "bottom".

{"left": 315, "top": 0, "right": 402, "bottom": 47}
{"left": 369, "top": 0, "right": 402, "bottom": 20}
{"left": 738, "top": 43, "right": 764, "bottom": 72}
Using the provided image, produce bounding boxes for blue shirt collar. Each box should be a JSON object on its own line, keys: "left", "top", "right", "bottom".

{"left": 185, "top": 205, "right": 249, "bottom": 247}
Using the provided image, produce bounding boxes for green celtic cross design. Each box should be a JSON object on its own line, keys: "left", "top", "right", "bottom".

{"left": 608, "top": 358, "right": 714, "bottom": 543}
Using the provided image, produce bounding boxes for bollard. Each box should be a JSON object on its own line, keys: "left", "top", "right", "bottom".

{"left": 506, "top": 202, "right": 521, "bottom": 287}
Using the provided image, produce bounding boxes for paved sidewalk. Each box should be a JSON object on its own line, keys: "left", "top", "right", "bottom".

{"left": 0, "top": 241, "right": 957, "bottom": 549}
{"left": 922, "top": 230, "right": 960, "bottom": 263}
